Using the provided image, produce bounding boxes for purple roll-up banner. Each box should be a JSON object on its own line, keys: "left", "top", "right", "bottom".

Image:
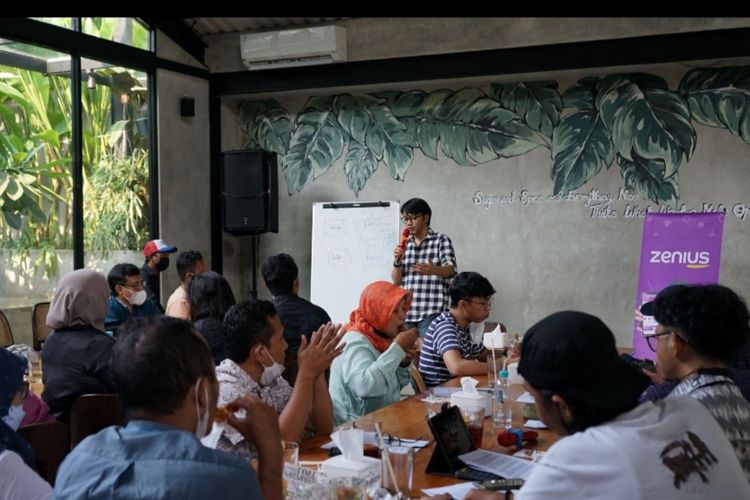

{"left": 633, "top": 212, "right": 725, "bottom": 359}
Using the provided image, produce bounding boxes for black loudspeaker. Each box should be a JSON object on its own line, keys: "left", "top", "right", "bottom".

{"left": 180, "top": 97, "right": 195, "bottom": 117}
{"left": 221, "top": 150, "right": 278, "bottom": 234}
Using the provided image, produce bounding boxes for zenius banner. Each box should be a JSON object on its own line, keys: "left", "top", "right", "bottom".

{"left": 633, "top": 212, "right": 725, "bottom": 359}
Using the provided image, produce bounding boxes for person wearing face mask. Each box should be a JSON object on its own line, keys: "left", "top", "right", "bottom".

{"left": 328, "top": 281, "right": 420, "bottom": 425}
{"left": 216, "top": 300, "right": 344, "bottom": 462}
{"left": 42, "top": 269, "right": 117, "bottom": 422}
{"left": 105, "top": 263, "right": 162, "bottom": 325}
{"left": 0, "top": 347, "right": 53, "bottom": 499}
{"left": 140, "top": 238, "right": 178, "bottom": 310}
{"left": 54, "top": 316, "right": 283, "bottom": 500}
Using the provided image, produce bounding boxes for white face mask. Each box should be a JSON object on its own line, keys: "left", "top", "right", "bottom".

{"left": 128, "top": 289, "right": 147, "bottom": 306}
{"left": 194, "top": 378, "right": 211, "bottom": 439}
{"left": 259, "top": 346, "right": 285, "bottom": 386}
{"left": 2, "top": 405, "right": 25, "bottom": 431}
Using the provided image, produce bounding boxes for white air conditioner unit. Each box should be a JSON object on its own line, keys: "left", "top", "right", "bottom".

{"left": 240, "top": 25, "right": 347, "bottom": 70}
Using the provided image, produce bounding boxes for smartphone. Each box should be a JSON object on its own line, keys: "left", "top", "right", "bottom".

{"left": 620, "top": 353, "right": 656, "bottom": 372}
{"left": 473, "top": 478, "right": 525, "bottom": 490}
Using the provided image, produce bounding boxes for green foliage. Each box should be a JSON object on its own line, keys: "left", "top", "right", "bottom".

{"left": 0, "top": 64, "right": 150, "bottom": 276}
{"left": 240, "top": 65, "right": 749, "bottom": 204}
{"left": 679, "top": 66, "right": 750, "bottom": 144}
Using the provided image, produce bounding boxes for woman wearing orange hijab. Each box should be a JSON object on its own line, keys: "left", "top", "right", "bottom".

{"left": 329, "top": 281, "right": 419, "bottom": 425}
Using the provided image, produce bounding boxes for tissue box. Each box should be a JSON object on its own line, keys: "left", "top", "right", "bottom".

{"left": 484, "top": 331, "right": 512, "bottom": 349}
{"left": 450, "top": 390, "right": 492, "bottom": 415}
{"left": 320, "top": 455, "right": 381, "bottom": 479}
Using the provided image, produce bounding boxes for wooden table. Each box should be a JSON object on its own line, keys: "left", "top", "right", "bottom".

{"left": 300, "top": 376, "right": 558, "bottom": 493}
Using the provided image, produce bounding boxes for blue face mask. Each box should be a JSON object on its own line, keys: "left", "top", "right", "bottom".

{"left": 2, "top": 405, "right": 25, "bottom": 431}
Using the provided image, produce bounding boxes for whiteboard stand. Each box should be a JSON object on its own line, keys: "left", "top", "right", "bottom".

{"left": 310, "top": 201, "right": 400, "bottom": 324}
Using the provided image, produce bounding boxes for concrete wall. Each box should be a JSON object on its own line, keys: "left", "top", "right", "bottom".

{"left": 204, "top": 17, "right": 750, "bottom": 72}
{"left": 155, "top": 32, "right": 212, "bottom": 304}
{"left": 226, "top": 62, "right": 750, "bottom": 348}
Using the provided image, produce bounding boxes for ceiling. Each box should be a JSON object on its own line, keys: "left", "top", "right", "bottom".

{"left": 183, "top": 18, "right": 349, "bottom": 36}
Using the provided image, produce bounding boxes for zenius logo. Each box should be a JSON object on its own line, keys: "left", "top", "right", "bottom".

{"left": 649, "top": 250, "right": 710, "bottom": 269}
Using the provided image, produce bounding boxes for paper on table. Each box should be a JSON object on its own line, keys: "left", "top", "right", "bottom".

{"left": 459, "top": 449, "right": 536, "bottom": 480}
{"left": 321, "top": 432, "right": 429, "bottom": 449}
{"left": 523, "top": 419, "right": 549, "bottom": 429}
{"left": 422, "top": 481, "right": 474, "bottom": 499}
{"left": 515, "top": 391, "right": 536, "bottom": 404}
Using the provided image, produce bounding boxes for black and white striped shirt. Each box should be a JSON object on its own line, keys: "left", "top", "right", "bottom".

{"left": 399, "top": 229, "right": 456, "bottom": 323}
{"left": 418, "top": 310, "right": 484, "bottom": 387}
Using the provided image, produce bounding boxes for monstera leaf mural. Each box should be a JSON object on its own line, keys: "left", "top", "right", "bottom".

{"left": 239, "top": 65, "right": 750, "bottom": 205}
{"left": 552, "top": 77, "right": 614, "bottom": 196}
{"left": 679, "top": 66, "right": 750, "bottom": 145}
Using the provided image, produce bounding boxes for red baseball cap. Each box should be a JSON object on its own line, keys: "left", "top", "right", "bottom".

{"left": 143, "top": 239, "right": 177, "bottom": 258}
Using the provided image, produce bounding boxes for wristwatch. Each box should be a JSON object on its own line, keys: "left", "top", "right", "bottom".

{"left": 393, "top": 260, "right": 402, "bottom": 267}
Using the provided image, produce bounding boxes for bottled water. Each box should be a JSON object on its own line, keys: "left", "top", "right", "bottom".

{"left": 493, "top": 369, "right": 512, "bottom": 429}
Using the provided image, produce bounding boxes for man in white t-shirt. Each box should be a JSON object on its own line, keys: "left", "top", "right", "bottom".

{"left": 463, "top": 311, "right": 750, "bottom": 500}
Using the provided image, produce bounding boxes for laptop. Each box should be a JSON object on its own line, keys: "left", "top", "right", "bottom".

{"left": 426, "top": 405, "right": 502, "bottom": 481}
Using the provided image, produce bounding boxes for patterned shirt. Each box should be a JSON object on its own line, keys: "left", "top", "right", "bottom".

{"left": 667, "top": 369, "right": 750, "bottom": 482}
{"left": 418, "top": 310, "right": 484, "bottom": 387}
{"left": 399, "top": 228, "right": 456, "bottom": 323}
{"left": 215, "top": 358, "right": 292, "bottom": 461}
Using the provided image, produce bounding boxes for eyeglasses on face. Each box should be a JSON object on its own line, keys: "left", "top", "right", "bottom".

{"left": 401, "top": 214, "right": 423, "bottom": 223}
{"left": 464, "top": 298, "right": 493, "bottom": 308}
{"left": 120, "top": 280, "right": 146, "bottom": 290}
{"left": 644, "top": 329, "right": 673, "bottom": 352}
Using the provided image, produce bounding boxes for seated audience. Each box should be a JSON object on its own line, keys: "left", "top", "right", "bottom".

{"left": 189, "top": 271, "right": 236, "bottom": 364}
{"left": 418, "top": 272, "right": 496, "bottom": 387}
{"left": 639, "top": 284, "right": 750, "bottom": 480}
{"left": 105, "top": 263, "right": 161, "bottom": 324}
{"left": 166, "top": 250, "right": 206, "bottom": 319}
{"left": 217, "top": 300, "right": 342, "bottom": 461}
{"left": 464, "top": 311, "right": 750, "bottom": 500}
{"left": 0, "top": 348, "right": 52, "bottom": 499}
{"left": 54, "top": 316, "right": 282, "bottom": 500}
{"left": 42, "top": 269, "right": 116, "bottom": 421}
{"left": 329, "top": 281, "right": 419, "bottom": 425}
{"left": 261, "top": 253, "right": 331, "bottom": 384}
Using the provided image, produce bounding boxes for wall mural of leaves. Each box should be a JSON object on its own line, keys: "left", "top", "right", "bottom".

{"left": 239, "top": 65, "right": 750, "bottom": 203}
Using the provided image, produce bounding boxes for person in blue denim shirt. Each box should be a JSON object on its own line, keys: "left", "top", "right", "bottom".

{"left": 55, "top": 316, "right": 283, "bottom": 500}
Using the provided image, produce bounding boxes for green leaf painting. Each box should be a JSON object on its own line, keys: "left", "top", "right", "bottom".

{"left": 491, "top": 80, "right": 562, "bottom": 139}
{"left": 239, "top": 100, "right": 292, "bottom": 155}
{"left": 282, "top": 105, "right": 345, "bottom": 195}
{"left": 619, "top": 153, "right": 679, "bottom": 205}
{"left": 679, "top": 66, "right": 750, "bottom": 145}
{"left": 239, "top": 65, "right": 750, "bottom": 203}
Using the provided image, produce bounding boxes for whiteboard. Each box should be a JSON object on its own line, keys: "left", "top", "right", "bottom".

{"left": 311, "top": 201, "right": 400, "bottom": 324}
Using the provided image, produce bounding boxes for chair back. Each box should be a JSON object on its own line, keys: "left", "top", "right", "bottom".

{"left": 17, "top": 421, "right": 70, "bottom": 485}
{"left": 32, "top": 302, "right": 51, "bottom": 351}
{"left": 0, "top": 309, "right": 13, "bottom": 347}
{"left": 411, "top": 364, "right": 427, "bottom": 394}
{"left": 69, "top": 394, "right": 125, "bottom": 449}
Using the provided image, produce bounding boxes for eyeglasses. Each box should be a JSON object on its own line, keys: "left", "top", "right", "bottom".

{"left": 120, "top": 280, "right": 146, "bottom": 290}
{"left": 644, "top": 329, "right": 673, "bottom": 352}
{"left": 464, "top": 298, "right": 493, "bottom": 308}
{"left": 400, "top": 214, "right": 423, "bottom": 223}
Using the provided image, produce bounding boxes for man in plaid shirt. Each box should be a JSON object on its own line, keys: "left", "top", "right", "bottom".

{"left": 392, "top": 198, "right": 457, "bottom": 337}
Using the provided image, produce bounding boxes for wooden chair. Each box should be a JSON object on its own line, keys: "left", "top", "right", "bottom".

{"left": 17, "top": 421, "right": 70, "bottom": 485}
{"left": 0, "top": 309, "right": 14, "bottom": 347}
{"left": 411, "top": 364, "right": 427, "bottom": 394}
{"left": 32, "top": 301, "right": 51, "bottom": 351}
{"left": 68, "top": 394, "right": 125, "bottom": 449}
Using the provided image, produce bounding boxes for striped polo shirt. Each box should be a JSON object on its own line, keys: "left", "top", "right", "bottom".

{"left": 418, "top": 310, "right": 484, "bottom": 387}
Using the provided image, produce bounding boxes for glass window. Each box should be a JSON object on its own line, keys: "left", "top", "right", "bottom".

{"left": 81, "top": 59, "right": 150, "bottom": 272}
{"left": 82, "top": 18, "right": 151, "bottom": 51}
{"left": 29, "top": 18, "right": 73, "bottom": 30}
{"left": 0, "top": 43, "right": 74, "bottom": 307}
